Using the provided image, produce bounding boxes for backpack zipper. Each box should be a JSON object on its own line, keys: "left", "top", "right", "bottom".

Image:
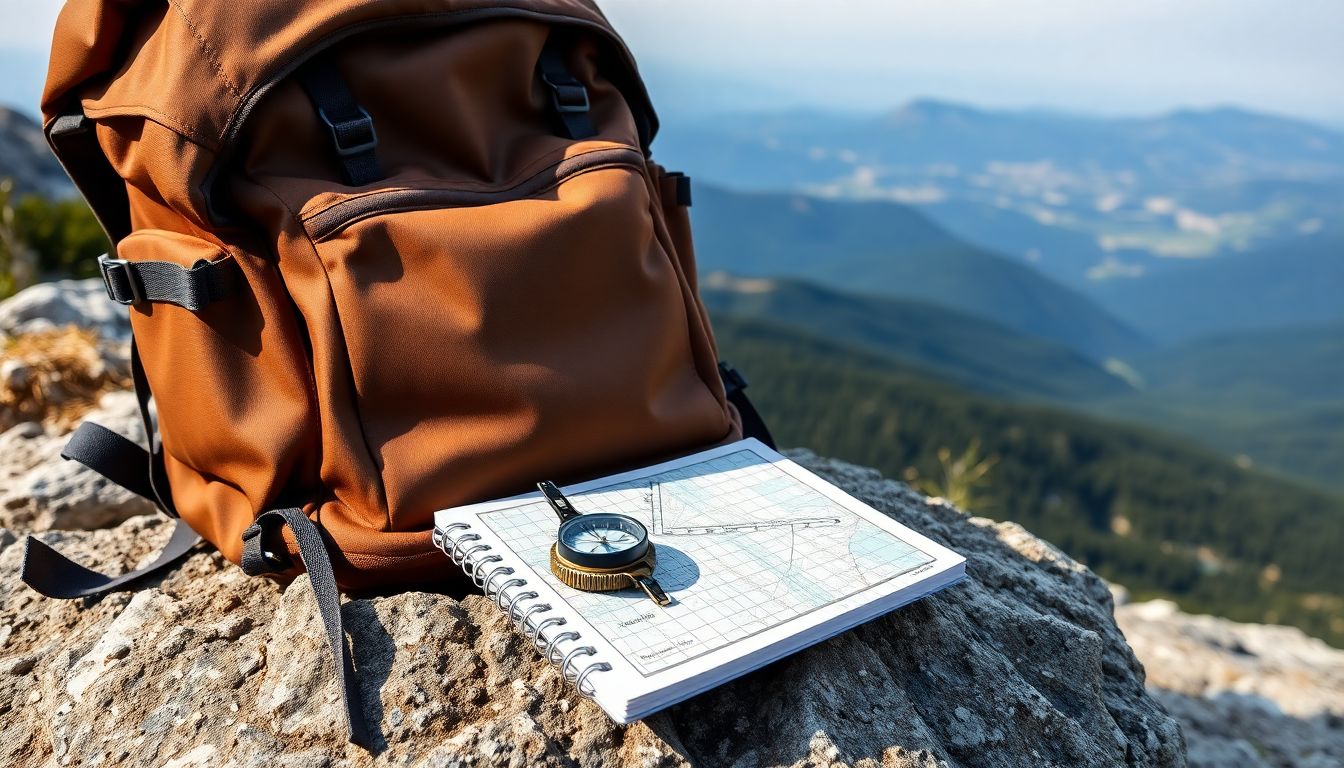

{"left": 302, "top": 145, "right": 645, "bottom": 241}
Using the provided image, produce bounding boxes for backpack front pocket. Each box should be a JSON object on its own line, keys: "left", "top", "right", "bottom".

{"left": 289, "top": 143, "right": 733, "bottom": 531}
{"left": 114, "top": 229, "right": 321, "bottom": 559}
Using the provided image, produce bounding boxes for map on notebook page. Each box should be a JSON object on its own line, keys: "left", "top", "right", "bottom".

{"left": 434, "top": 438, "right": 966, "bottom": 721}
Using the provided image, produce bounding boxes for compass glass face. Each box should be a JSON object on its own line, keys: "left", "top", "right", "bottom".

{"left": 556, "top": 513, "right": 650, "bottom": 569}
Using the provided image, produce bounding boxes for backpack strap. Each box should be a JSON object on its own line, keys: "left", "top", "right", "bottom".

{"left": 21, "top": 519, "right": 200, "bottom": 599}
{"left": 98, "top": 253, "right": 240, "bottom": 310}
{"left": 20, "top": 339, "right": 197, "bottom": 598}
{"left": 241, "top": 508, "right": 371, "bottom": 747}
{"left": 46, "top": 109, "right": 132, "bottom": 242}
{"left": 295, "top": 57, "right": 383, "bottom": 187}
{"left": 719, "top": 362, "right": 777, "bottom": 449}
{"left": 537, "top": 35, "right": 597, "bottom": 141}
{"left": 60, "top": 421, "right": 158, "bottom": 501}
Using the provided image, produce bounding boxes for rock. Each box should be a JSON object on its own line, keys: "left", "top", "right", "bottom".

{"left": 0, "top": 278, "right": 130, "bottom": 341}
{"left": 0, "top": 389, "right": 156, "bottom": 531}
{"left": 0, "top": 107, "right": 73, "bottom": 198}
{"left": 1117, "top": 599, "right": 1344, "bottom": 767}
{"left": 0, "top": 452, "right": 1185, "bottom": 766}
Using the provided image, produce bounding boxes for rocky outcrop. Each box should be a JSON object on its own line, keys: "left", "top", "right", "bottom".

{"left": 0, "top": 452, "right": 1186, "bottom": 767}
{"left": 0, "top": 390, "right": 155, "bottom": 532}
{"left": 0, "top": 107, "right": 72, "bottom": 199}
{"left": 1116, "top": 599, "right": 1344, "bottom": 768}
{"left": 0, "top": 281, "right": 150, "bottom": 530}
{"left": 0, "top": 278, "right": 129, "bottom": 341}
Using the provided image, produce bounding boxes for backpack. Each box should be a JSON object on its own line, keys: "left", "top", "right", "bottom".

{"left": 21, "top": 0, "right": 774, "bottom": 744}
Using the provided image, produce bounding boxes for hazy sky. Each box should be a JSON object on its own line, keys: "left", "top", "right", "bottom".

{"left": 3, "top": 0, "right": 1341, "bottom": 124}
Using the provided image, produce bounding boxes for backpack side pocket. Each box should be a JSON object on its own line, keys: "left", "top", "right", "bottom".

{"left": 114, "top": 229, "right": 321, "bottom": 563}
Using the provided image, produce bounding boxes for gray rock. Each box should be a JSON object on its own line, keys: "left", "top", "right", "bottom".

{"left": 0, "top": 278, "right": 129, "bottom": 341}
{"left": 0, "top": 107, "right": 73, "bottom": 199}
{"left": 0, "top": 389, "right": 155, "bottom": 531}
{"left": 0, "top": 453, "right": 1186, "bottom": 767}
{"left": 1117, "top": 599, "right": 1344, "bottom": 768}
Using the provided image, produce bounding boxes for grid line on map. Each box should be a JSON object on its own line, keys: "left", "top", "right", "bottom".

{"left": 477, "top": 448, "right": 935, "bottom": 676}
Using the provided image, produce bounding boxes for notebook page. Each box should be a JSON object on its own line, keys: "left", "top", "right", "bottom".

{"left": 435, "top": 439, "right": 966, "bottom": 718}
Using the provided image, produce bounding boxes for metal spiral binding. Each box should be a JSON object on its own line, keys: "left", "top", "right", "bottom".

{"left": 437, "top": 523, "right": 613, "bottom": 698}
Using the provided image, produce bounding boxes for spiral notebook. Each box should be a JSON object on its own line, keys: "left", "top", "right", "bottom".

{"left": 433, "top": 439, "right": 966, "bottom": 723}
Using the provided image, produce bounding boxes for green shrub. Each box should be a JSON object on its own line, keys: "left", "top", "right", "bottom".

{"left": 0, "top": 178, "right": 109, "bottom": 299}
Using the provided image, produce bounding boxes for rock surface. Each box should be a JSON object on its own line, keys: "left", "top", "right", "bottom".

{"left": 1117, "top": 599, "right": 1344, "bottom": 768}
{"left": 0, "top": 452, "right": 1186, "bottom": 767}
{"left": 0, "top": 278, "right": 130, "bottom": 342}
{"left": 0, "top": 389, "right": 155, "bottom": 532}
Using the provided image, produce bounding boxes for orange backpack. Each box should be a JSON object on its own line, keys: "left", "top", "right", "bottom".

{"left": 22, "top": 0, "right": 773, "bottom": 743}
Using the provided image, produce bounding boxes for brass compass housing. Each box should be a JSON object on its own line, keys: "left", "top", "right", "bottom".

{"left": 549, "top": 543, "right": 669, "bottom": 605}
{"left": 538, "top": 481, "right": 671, "bottom": 606}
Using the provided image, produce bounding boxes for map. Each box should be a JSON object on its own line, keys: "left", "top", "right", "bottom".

{"left": 477, "top": 447, "right": 935, "bottom": 677}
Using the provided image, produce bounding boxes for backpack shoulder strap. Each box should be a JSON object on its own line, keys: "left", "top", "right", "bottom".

{"left": 719, "top": 363, "right": 776, "bottom": 449}
{"left": 46, "top": 109, "right": 131, "bottom": 243}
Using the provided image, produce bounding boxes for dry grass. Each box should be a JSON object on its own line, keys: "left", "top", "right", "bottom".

{"left": 0, "top": 326, "right": 129, "bottom": 430}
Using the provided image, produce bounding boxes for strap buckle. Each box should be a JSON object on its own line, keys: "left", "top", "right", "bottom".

{"left": 541, "top": 71, "right": 591, "bottom": 114}
{"left": 316, "top": 106, "right": 378, "bottom": 158}
{"left": 97, "top": 254, "right": 143, "bottom": 306}
{"left": 240, "top": 521, "right": 292, "bottom": 572}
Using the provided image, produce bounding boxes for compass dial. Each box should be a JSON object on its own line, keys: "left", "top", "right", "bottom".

{"left": 556, "top": 513, "right": 650, "bottom": 569}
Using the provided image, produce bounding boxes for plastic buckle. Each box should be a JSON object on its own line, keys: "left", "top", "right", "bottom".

{"left": 541, "top": 72, "right": 591, "bottom": 114}
{"left": 97, "top": 254, "right": 142, "bottom": 306}
{"left": 316, "top": 106, "right": 378, "bottom": 157}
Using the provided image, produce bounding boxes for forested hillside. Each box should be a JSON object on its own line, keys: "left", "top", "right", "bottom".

{"left": 692, "top": 185, "right": 1149, "bottom": 359}
{"left": 714, "top": 315, "right": 1344, "bottom": 646}
{"left": 700, "top": 273, "right": 1133, "bottom": 402}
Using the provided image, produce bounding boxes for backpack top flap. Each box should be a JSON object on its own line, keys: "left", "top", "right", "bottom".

{"left": 42, "top": 0, "right": 659, "bottom": 230}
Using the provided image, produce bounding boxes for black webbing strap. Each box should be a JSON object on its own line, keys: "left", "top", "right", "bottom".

{"left": 60, "top": 421, "right": 157, "bottom": 501}
{"left": 21, "top": 337, "right": 197, "bottom": 600}
{"left": 663, "top": 171, "right": 693, "bottom": 207}
{"left": 130, "top": 339, "right": 177, "bottom": 516}
{"left": 537, "top": 36, "right": 597, "bottom": 140}
{"left": 46, "top": 109, "right": 132, "bottom": 243}
{"left": 241, "top": 509, "right": 370, "bottom": 747}
{"left": 59, "top": 361, "right": 176, "bottom": 523}
{"left": 719, "top": 362, "right": 777, "bottom": 449}
{"left": 295, "top": 59, "right": 383, "bottom": 187}
{"left": 98, "top": 253, "right": 239, "bottom": 310}
{"left": 21, "top": 519, "right": 200, "bottom": 599}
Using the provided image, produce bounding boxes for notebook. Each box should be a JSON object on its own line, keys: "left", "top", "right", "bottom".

{"left": 433, "top": 438, "right": 966, "bottom": 723}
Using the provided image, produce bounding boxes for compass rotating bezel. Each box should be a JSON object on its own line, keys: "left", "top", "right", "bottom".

{"left": 556, "top": 512, "right": 651, "bottom": 569}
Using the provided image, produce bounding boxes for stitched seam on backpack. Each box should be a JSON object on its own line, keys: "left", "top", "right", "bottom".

{"left": 80, "top": 104, "right": 214, "bottom": 148}
{"left": 166, "top": 0, "right": 243, "bottom": 99}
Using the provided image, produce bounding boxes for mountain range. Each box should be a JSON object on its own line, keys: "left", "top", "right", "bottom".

{"left": 691, "top": 184, "right": 1150, "bottom": 360}
{"left": 700, "top": 272, "right": 1132, "bottom": 401}
{"left": 1095, "top": 230, "right": 1344, "bottom": 341}
{"left": 660, "top": 100, "right": 1344, "bottom": 334}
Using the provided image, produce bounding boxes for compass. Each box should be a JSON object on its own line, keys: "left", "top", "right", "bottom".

{"left": 538, "top": 481, "right": 670, "bottom": 606}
